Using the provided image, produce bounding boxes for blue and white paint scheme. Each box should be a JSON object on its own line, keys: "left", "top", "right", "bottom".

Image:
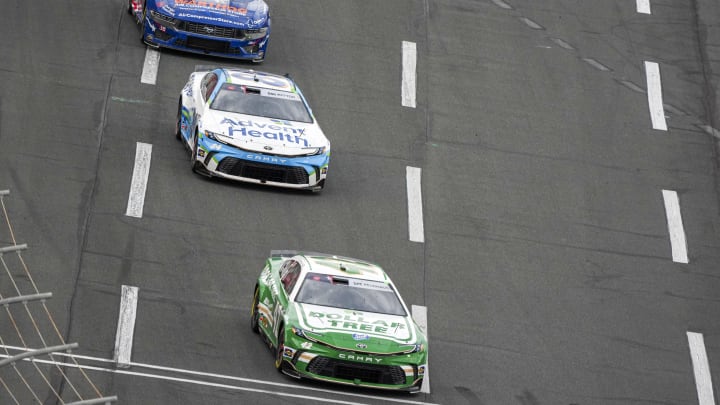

{"left": 176, "top": 68, "right": 330, "bottom": 191}
{"left": 129, "top": 0, "right": 270, "bottom": 62}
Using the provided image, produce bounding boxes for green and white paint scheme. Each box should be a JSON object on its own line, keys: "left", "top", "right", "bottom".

{"left": 251, "top": 251, "right": 428, "bottom": 392}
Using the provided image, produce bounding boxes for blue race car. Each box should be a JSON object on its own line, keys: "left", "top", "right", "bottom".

{"left": 176, "top": 68, "right": 330, "bottom": 191}
{"left": 128, "top": 0, "right": 270, "bottom": 62}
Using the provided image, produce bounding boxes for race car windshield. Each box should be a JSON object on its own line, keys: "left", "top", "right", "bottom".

{"left": 211, "top": 84, "right": 313, "bottom": 123}
{"left": 295, "top": 273, "right": 407, "bottom": 316}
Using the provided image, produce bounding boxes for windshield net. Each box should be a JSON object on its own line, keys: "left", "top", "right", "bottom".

{"left": 211, "top": 84, "right": 313, "bottom": 123}
{"left": 295, "top": 273, "right": 407, "bottom": 316}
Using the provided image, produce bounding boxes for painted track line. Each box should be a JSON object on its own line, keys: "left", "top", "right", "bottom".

{"left": 662, "top": 190, "right": 688, "bottom": 263}
{"left": 412, "top": 305, "right": 430, "bottom": 394}
{"left": 687, "top": 332, "right": 716, "bottom": 405}
{"left": 0, "top": 345, "right": 441, "bottom": 405}
{"left": 113, "top": 285, "right": 139, "bottom": 368}
{"left": 406, "top": 167, "right": 425, "bottom": 243}
{"left": 125, "top": 142, "right": 153, "bottom": 218}
{"left": 141, "top": 47, "right": 161, "bottom": 85}
{"left": 645, "top": 61, "right": 668, "bottom": 131}
{"left": 637, "top": 0, "right": 651, "bottom": 14}
{"left": 401, "top": 41, "right": 417, "bottom": 108}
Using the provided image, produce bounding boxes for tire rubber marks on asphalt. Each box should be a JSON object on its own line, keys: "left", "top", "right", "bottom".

{"left": 125, "top": 142, "right": 153, "bottom": 218}
{"left": 645, "top": 61, "right": 668, "bottom": 131}
{"left": 637, "top": 0, "right": 651, "bottom": 14}
{"left": 114, "top": 285, "right": 139, "bottom": 369}
{"left": 687, "top": 332, "right": 716, "bottom": 405}
{"left": 141, "top": 48, "right": 161, "bottom": 85}
{"left": 661, "top": 190, "right": 688, "bottom": 264}
{"left": 401, "top": 41, "right": 417, "bottom": 108}
{"left": 406, "top": 167, "right": 424, "bottom": 243}
{"left": 411, "top": 305, "right": 430, "bottom": 394}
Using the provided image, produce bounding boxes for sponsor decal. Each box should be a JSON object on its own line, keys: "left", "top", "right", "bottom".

{"left": 307, "top": 312, "right": 405, "bottom": 334}
{"left": 348, "top": 279, "right": 392, "bottom": 292}
{"left": 300, "top": 342, "right": 313, "bottom": 350}
{"left": 352, "top": 333, "right": 370, "bottom": 341}
{"left": 283, "top": 346, "right": 295, "bottom": 359}
{"left": 260, "top": 89, "right": 301, "bottom": 102}
{"left": 338, "top": 353, "right": 381, "bottom": 363}
{"left": 174, "top": 0, "right": 248, "bottom": 15}
{"left": 356, "top": 343, "right": 368, "bottom": 349}
{"left": 220, "top": 118, "right": 310, "bottom": 147}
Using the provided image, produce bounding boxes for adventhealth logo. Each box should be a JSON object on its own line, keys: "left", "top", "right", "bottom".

{"left": 221, "top": 118, "right": 310, "bottom": 147}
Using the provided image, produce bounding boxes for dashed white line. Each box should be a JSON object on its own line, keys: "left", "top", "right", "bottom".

{"left": 411, "top": 305, "right": 430, "bottom": 394}
{"left": 401, "top": 41, "right": 417, "bottom": 108}
{"left": 406, "top": 166, "right": 424, "bottom": 243}
{"left": 125, "top": 142, "right": 153, "bottom": 218}
{"left": 140, "top": 48, "right": 161, "bottom": 85}
{"left": 113, "top": 285, "right": 139, "bottom": 368}
{"left": 645, "top": 61, "right": 668, "bottom": 131}
{"left": 637, "top": 0, "right": 651, "bottom": 14}
{"left": 687, "top": 332, "right": 716, "bottom": 405}
{"left": 662, "top": 190, "right": 688, "bottom": 264}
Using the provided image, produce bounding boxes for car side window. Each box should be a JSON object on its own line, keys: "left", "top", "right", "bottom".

{"left": 204, "top": 74, "right": 218, "bottom": 101}
{"left": 280, "top": 261, "right": 302, "bottom": 295}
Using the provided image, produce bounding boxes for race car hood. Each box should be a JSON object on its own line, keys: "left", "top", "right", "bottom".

{"left": 295, "top": 303, "right": 418, "bottom": 353}
{"left": 202, "top": 110, "right": 328, "bottom": 156}
{"left": 158, "top": 0, "right": 269, "bottom": 29}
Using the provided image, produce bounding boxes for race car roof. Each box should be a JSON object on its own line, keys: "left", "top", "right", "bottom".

{"left": 302, "top": 254, "right": 390, "bottom": 282}
{"left": 222, "top": 68, "right": 296, "bottom": 92}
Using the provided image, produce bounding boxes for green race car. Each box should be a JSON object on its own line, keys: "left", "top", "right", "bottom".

{"left": 250, "top": 251, "right": 428, "bottom": 392}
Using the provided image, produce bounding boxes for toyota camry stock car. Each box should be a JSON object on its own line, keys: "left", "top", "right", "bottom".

{"left": 250, "top": 251, "right": 428, "bottom": 391}
{"left": 176, "top": 68, "right": 330, "bottom": 191}
{"left": 128, "top": 0, "right": 270, "bottom": 62}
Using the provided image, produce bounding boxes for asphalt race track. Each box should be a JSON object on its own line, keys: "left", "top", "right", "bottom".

{"left": 1, "top": 0, "right": 720, "bottom": 404}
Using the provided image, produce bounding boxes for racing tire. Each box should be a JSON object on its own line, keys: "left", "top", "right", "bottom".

{"left": 190, "top": 132, "right": 202, "bottom": 174}
{"left": 175, "top": 101, "right": 182, "bottom": 140}
{"left": 274, "top": 327, "right": 285, "bottom": 372}
{"left": 250, "top": 287, "right": 260, "bottom": 334}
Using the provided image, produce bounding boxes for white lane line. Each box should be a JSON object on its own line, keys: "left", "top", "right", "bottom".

{"left": 687, "top": 332, "right": 716, "bottom": 405}
{"left": 406, "top": 167, "right": 425, "bottom": 243}
{"left": 141, "top": 48, "right": 161, "bottom": 85}
{"left": 401, "top": 41, "right": 417, "bottom": 108}
{"left": 618, "top": 80, "right": 646, "bottom": 94}
{"left": 662, "top": 190, "right": 689, "bottom": 264}
{"left": 412, "top": 305, "right": 430, "bottom": 394}
{"left": 113, "top": 285, "right": 139, "bottom": 368}
{"left": 0, "top": 344, "right": 441, "bottom": 405}
{"left": 0, "top": 345, "right": 439, "bottom": 405}
{"left": 637, "top": 0, "right": 651, "bottom": 14}
{"left": 125, "top": 142, "right": 153, "bottom": 218}
{"left": 645, "top": 61, "right": 668, "bottom": 131}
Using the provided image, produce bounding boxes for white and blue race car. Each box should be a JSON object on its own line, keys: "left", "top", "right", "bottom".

{"left": 176, "top": 68, "right": 330, "bottom": 191}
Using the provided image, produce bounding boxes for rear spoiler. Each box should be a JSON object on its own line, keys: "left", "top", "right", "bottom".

{"left": 270, "top": 250, "right": 375, "bottom": 266}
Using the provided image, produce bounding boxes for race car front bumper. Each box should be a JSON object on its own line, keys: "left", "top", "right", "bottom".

{"left": 193, "top": 135, "right": 329, "bottom": 191}
{"left": 142, "top": 14, "right": 269, "bottom": 61}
